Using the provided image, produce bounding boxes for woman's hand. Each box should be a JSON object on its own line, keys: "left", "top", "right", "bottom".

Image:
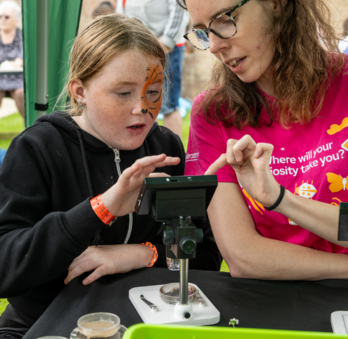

{"left": 205, "top": 135, "right": 280, "bottom": 207}
{"left": 102, "top": 154, "right": 180, "bottom": 217}
{"left": 64, "top": 244, "right": 153, "bottom": 285}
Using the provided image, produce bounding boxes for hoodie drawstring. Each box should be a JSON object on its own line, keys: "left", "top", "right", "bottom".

{"left": 77, "top": 130, "right": 101, "bottom": 246}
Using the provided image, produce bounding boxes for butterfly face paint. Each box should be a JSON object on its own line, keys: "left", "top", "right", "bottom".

{"left": 141, "top": 63, "right": 164, "bottom": 120}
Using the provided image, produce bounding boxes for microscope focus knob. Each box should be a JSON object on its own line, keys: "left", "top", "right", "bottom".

{"left": 180, "top": 237, "right": 196, "bottom": 254}
{"left": 163, "top": 229, "right": 175, "bottom": 245}
{"left": 195, "top": 229, "right": 203, "bottom": 243}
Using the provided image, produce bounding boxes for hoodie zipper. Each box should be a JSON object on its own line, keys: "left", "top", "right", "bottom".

{"left": 112, "top": 148, "right": 133, "bottom": 244}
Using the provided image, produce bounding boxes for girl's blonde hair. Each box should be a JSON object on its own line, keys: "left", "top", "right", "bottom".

{"left": 59, "top": 13, "right": 166, "bottom": 116}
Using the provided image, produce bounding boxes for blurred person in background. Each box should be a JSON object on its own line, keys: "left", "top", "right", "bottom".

{"left": 339, "top": 18, "right": 348, "bottom": 54}
{"left": 0, "top": 148, "right": 5, "bottom": 166}
{"left": 92, "top": 1, "right": 114, "bottom": 19}
{"left": 0, "top": 1, "right": 24, "bottom": 119}
{"left": 117, "top": 0, "right": 190, "bottom": 138}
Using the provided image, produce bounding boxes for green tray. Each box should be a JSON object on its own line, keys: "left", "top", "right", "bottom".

{"left": 123, "top": 324, "right": 346, "bottom": 339}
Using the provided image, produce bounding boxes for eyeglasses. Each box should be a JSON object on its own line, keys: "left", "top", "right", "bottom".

{"left": 184, "top": 0, "right": 250, "bottom": 50}
{"left": 0, "top": 15, "right": 10, "bottom": 20}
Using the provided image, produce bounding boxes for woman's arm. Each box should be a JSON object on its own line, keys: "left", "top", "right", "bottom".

{"left": 206, "top": 135, "right": 348, "bottom": 248}
{"left": 208, "top": 183, "right": 348, "bottom": 280}
{"left": 275, "top": 190, "right": 346, "bottom": 247}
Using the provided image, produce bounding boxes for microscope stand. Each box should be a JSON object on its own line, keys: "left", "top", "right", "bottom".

{"left": 129, "top": 283, "right": 220, "bottom": 326}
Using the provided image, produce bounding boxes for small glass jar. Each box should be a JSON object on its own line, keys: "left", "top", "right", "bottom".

{"left": 166, "top": 257, "right": 180, "bottom": 271}
{"left": 70, "top": 312, "right": 126, "bottom": 339}
{"left": 159, "top": 282, "right": 197, "bottom": 305}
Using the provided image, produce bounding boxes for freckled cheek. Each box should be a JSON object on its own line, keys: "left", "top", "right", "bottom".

{"left": 90, "top": 90, "right": 125, "bottom": 121}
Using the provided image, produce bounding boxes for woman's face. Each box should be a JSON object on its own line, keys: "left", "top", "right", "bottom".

{"left": 0, "top": 7, "right": 18, "bottom": 32}
{"left": 186, "top": 0, "right": 276, "bottom": 92}
{"left": 74, "top": 49, "right": 164, "bottom": 150}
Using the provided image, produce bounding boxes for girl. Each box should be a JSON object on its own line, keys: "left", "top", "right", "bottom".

{"left": 0, "top": 13, "right": 221, "bottom": 338}
{"left": 182, "top": 0, "right": 348, "bottom": 280}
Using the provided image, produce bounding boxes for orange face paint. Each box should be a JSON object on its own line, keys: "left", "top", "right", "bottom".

{"left": 141, "top": 63, "right": 163, "bottom": 120}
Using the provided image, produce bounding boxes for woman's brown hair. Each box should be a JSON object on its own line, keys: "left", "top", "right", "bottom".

{"left": 57, "top": 13, "right": 166, "bottom": 116}
{"left": 178, "top": 0, "right": 345, "bottom": 129}
{"left": 343, "top": 18, "right": 348, "bottom": 36}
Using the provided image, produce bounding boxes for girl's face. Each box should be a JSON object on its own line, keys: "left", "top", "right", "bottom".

{"left": 74, "top": 49, "right": 164, "bottom": 150}
{"left": 186, "top": 0, "right": 276, "bottom": 93}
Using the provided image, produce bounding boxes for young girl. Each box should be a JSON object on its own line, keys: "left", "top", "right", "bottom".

{"left": 0, "top": 13, "right": 221, "bottom": 338}
{"left": 182, "top": 0, "right": 348, "bottom": 280}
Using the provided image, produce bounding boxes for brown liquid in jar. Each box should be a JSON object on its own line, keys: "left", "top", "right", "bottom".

{"left": 80, "top": 321, "right": 118, "bottom": 338}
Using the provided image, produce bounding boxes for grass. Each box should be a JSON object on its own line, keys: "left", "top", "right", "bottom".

{"left": 0, "top": 111, "right": 229, "bottom": 317}
{"left": 0, "top": 113, "right": 24, "bottom": 149}
{"left": 0, "top": 299, "right": 8, "bottom": 315}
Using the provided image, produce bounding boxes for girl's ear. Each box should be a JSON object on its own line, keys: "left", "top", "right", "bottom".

{"left": 69, "top": 79, "right": 86, "bottom": 103}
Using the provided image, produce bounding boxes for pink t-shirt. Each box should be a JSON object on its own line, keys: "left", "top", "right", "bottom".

{"left": 185, "top": 60, "right": 348, "bottom": 254}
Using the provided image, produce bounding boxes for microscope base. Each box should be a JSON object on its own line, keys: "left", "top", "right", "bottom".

{"left": 129, "top": 283, "right": 220, "bottom": 325}
{"left": 331, "top": 311, "right": 348, "bottom": 334}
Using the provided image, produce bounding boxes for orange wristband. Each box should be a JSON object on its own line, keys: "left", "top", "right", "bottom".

{"left": 141, "top": 242, "right": 158, "bottom": 267}
{"left": 90, "top": 194, "right": 116, "bottom": 226}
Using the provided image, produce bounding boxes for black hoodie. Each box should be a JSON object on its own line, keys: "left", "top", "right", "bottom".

{"left": 0, "top": 112, "right": 221, "bottom": 325}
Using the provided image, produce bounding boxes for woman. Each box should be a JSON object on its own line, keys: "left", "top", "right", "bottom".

{"left": 0, "top": 13, "right": 221, "bottom": 338}
{"left": 0, "top": 1, "right": 24, "bottom": 119}
{"left": 181, "top": 0, "right": 348, "bottom": 280}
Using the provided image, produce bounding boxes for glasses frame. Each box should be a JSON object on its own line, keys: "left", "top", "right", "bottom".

{"left": 184, "top": 0, "right": 251, "bottom": 50}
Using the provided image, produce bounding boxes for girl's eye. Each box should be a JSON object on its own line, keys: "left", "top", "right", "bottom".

{"left": 147, "top": 90, "right": 160, "bottom": 95}
{"left": 118, "top": 92, "right": 131, "bottom": 97}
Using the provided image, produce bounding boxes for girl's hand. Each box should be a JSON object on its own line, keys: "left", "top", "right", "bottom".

{"left": 102, "top": 154, "right": 180, "bottom": 217}
{"left": 64, "top": 244, "right": 153, "bottom": 285}
{"left": 205, "top": 135, "right": 280, "bottom": 207}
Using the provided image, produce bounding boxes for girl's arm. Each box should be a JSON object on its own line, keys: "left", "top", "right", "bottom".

{"left": 64, "top": 244, "right": 154, "bottom": 285}
{"left": 208, "top": 182, "right": 348, "bottom": 280}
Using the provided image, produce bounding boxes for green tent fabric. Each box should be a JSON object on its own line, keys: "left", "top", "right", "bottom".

{"left": 22, "top": 0, "right": 83, "bottom": 127}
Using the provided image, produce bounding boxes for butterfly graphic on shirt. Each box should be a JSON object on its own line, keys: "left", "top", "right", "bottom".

{"left": 289, "top": 180, "right": 317, "bottom": 225}
{"left": 327, "top": 117, "right": 348, "bottom": 135}
{"left": 326, "top": 173, "right": 348, "bottom": 193}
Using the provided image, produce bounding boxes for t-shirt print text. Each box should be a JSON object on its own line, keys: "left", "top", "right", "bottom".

{"left": 186, "top": 152, "right": 199, "bottom": 162}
